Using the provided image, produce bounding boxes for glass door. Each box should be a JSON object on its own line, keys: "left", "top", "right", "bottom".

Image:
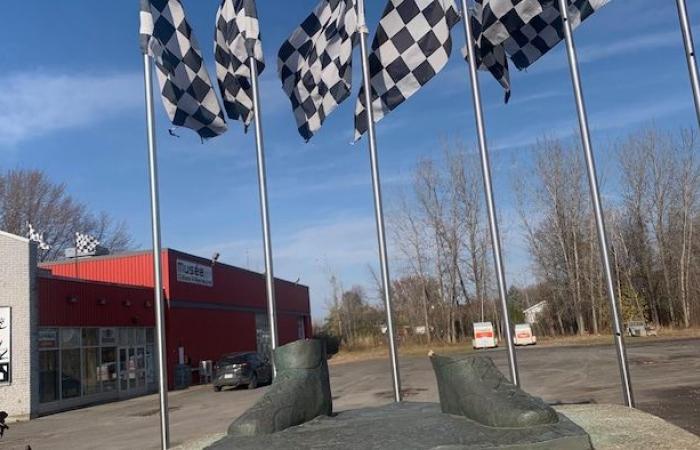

{"left": 119, "top": 345, "right": 147, "bottom": 394}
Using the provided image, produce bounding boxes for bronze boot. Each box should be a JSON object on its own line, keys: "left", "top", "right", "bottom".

{"left": 227, "top": 339, "right": 332, "bottom": 436}
{"left": 430, "top": 352, "right": 558, "bottom": 428}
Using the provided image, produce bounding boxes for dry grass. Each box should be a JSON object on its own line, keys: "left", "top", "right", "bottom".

{"left": 328, "top": 327, "right": 700, "bottom": 365}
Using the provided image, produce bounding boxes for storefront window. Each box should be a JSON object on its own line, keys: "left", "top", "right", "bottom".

{"left": 61, "top": 349, "right": 81, "bottom": 399}
{"left": 60, "top": 328, "right": 80, "bottom": 348}
{"left": 298, "top": 317, "right": 306, "bottom": 339}
{"left": 134, "top": 329, "right": 146, "bottom": 346}
{"left": 82, "top": 328, "right": 98, "bottom": 347}
{"left": 38, "top": 328, "right": 59, "bottom": 349}
{"left": 39, "top": 351, "right": 59, "bottom": 403}
{"left": 38, "top": 327, "right": 155, "bottom": 404}
{"left": 146, "top": 344, "right": 155, "bottom": 386}
{"left": 119, "top": 328, "right": 130, "bottom": 347}
{"left": 82, "top": 347, "right": 100, "bottom": 395}
{"left": 100, "top": 347, "right": 117, "bottom": 392}
{"left": 101, "top": 328, "right": 117, "bottom": 346}
{"left": 119, "top": 348, "right": 128, "bottom": 391}
{"left": 256, "top": 313, "right": 271, "bottom": 358}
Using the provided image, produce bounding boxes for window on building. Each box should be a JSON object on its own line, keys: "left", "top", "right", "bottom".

{"left": 145, "top": 344, "right": 155, "bottom": 387}
{"left": 82, "top": 347, "right": 100, "bottom": 395}
{"left": 38, "top": 328, "right": 59, "bottom": 350}
{"left": 298, "top": 317, "right": 306, "bottom": 340}
{"left": 61, "top": 349, "right": 81, "bottom": 399}
{"left": 255, "top": 314, "right": 271, "bottom": 359}
{"left": 100, "top": 347, "right": 117, "bottom": 392}
{"left": 134, "top": 329, "right": 146, "bottom": 346}
{"left": 100, "top": 328, "right": 117, "bottom": 346}
{"left": 38, "top": 326, "right": 155, "bottom": 404}
{"left": 82, "top": 328, "right": 98, "bottom": 347}
{"left": 60, "top": 328, "right": 80, "bottom": 348}
{"left": 39, "top": 350, "right": 59, "bottom": 403}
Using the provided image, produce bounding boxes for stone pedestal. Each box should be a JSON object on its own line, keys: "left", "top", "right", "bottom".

{"left": 207, "top": 402, "right": 592, "bottom": 450}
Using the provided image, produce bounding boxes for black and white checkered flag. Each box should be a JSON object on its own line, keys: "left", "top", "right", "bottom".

{"left": 140, "top": 0, "right": 228, "bottom": 139}
{"left": 215, "top": 0, "right": 265, "bottom": 130}
{"left": 473, "top": 0, "right": 609, "bottom": 98}
{"left": 466, "top": 0, "right": 511, "bottom": 102}
{"left": 278, "top": 0, "right": 358, "bottom": 141}
{"left": 75, "top": 232, "right": 100, "bottom": 255}
{"left": 26, "top": 223, "right": 50, "bottom": 251}
{"left": 354, "top": 0, "right": 461, "bottom": 141}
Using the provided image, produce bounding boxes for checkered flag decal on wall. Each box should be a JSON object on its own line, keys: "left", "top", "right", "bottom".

{"left": 26, "top": 223, "right": 50, "bottom": 251}
{"left": 215, "top": 0, "right": 265, "bottom": 130}
{"left": 75, "top": 232, "right": 100, "bottom": 255}
{"left": 278, "top": 0, "right": 358, "bottom": 141}
{"left": 472, "top": 0, "right": 609, "bottom": 98}
{"left": 354, "top": 0, "right": 461, "bottom": 140}
{"left": 140, "top": 0, "right": 228, "bottom": 139}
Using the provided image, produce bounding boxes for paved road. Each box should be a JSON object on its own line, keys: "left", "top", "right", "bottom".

{"left": 2, "top": 339, "right": 698, "bottom": 449}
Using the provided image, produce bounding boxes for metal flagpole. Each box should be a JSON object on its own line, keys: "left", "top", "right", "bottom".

{"left": 357, "top": 0, "right": 402, "bottom": 402}
{"left": 249, "top": 56, "right": 279, "bottom": 372}
{"left": 676, "top": 0, "right": 700, "bottom": 126}
{"left": 556, "top": 0, "right": 635, "bottom": 408}
{"left": 142, "top": 54, "right": 171, "bottom": 448}
{"left": 459, "top": 0, "right": 519, "bottom": 386}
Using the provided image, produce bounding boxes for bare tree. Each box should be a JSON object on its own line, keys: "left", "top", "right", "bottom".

{"left": 0, "top": 169, "right": 133, "bottom": 261}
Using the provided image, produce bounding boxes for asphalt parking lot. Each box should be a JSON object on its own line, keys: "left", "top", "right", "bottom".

{"left": 1, "top": 338, "right": 698, "bottom": 449}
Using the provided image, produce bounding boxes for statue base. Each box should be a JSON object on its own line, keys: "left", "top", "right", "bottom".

{"left": 207, "top": 402, "right": 592, "bottom": 450}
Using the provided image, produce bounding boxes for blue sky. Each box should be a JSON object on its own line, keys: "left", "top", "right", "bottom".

{"left": 0, "top": 0, "right": 698, "bottom": 321}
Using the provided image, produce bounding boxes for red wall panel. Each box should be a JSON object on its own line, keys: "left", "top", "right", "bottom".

{"left": 277, "top": 314, "right": 302, "bottom": 345}
{"left": 39, "top": 276, "right": 156, "bottom": 328}
{"left": 166, "top": 308, "right": 257, "bottom": 387}
{"left": 41, "top": 251, "right": 171, "bottom": 295}
{"left": 166, "top": 250, "right": 310, "bottom": 315}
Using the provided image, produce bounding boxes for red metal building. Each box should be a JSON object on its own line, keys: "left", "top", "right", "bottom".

{"left": 36, "top": 249, "right": 311, "bottom": 413}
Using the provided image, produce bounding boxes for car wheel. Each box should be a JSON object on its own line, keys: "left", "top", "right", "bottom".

{"left": 248, "top": 372, "right": 258, "bottom": 390}
{"left": 213, "top": 385, "right": 222, "bottom": 392}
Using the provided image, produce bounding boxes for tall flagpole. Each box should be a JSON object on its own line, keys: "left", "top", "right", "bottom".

{"left": 142, "top": 54, "right": 171, "bottom": 449}
{"left": 357, "top": 0, "right": 402, "bottom": 402}
{"left": 676, "top": 0, "right": 700, "bottom": 126}
{"left": 459, "top": 0, "right": 519, "bottom": 386}
{"left": 249, "top": 56, "right": 279, "bottom": 370}
{"left": 556, "top": 0, "right": 635, "bottom": 408}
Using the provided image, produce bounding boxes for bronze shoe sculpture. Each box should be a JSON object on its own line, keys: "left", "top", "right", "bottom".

{"left": 227, "top": 339, "right": 332, "bottom": 436}
{"left": 430, "top": 351, "right": 558, "bottom": 428}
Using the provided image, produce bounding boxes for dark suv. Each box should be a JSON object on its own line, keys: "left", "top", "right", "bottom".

{"left": 213, "top": 352, "right": 272, "bottom": 391}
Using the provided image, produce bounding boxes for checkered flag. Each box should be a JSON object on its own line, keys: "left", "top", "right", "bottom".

{"left": 278, "top": 0, "right": 358, "bottom": 141}
{"left": 473, "top": 0, "right": 609, "bottom": 98}
{"left": 465, "top": 1, "right": 511, "bottom": 102}
{"left": 140, "top": 0, "right": 228, "bottom": 139}
{"left": 26, "top": 223, "right": 50, "bottom": 251}
{"left": 215, "top": 0, "right": 265, "bottom": 130}
{"left": 354, "top": 0, "right": 461, "bottom": 141}
{"left": 75, "top": 232, "right": 100, "bottom": 255}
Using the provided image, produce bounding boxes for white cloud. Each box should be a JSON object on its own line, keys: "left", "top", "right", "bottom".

{"left": 0, "top": 71, "right": 142, "bottom": 146}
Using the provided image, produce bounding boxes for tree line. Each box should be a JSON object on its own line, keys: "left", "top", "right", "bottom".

{"left": 319, "top": 126, "right": 700, "bottom": 349}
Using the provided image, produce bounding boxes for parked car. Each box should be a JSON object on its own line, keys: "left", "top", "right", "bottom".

{"left": 213, "top": 352, "right": 272, "bottom": 391}
{"left": 513, "top": 323, "right": 537, "bottom": 346}
{"left": 472, "top": 322, "right": 498, "bottom": 349}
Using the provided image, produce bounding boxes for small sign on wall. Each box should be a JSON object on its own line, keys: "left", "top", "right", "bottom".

{"left": 0, "top": 307, "right": 10, "bottom": 384}
{"left": 176, "top": 259, "right": 213, "bottom": 287}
